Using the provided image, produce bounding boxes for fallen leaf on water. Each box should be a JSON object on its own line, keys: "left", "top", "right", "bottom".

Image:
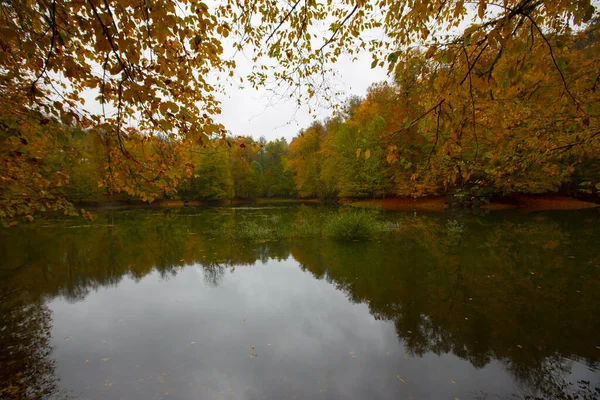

{"left": 596, "top": 346, "right": 600, "bottom": 350}
{"left": 156, "top": 376, "right": 165, "bottom": 384}
{"left": 407, "top": 331, "right": 412, "bottom": 334}
{"left": 396, "top": 375, "right": 405, "bottom": 383}
{"left": 190, "top": 342, "right": 196, "bottom": 345}
{"left": 100, "top": 357, "right": 110, "bottom": 361}
{"left": 455, "top": 398, "right": 460, "bottom": 400}
{"left": 250, "top": 354, "right": 257, "bottom": 358}
{"left": 250, "top": 345, "right": 255, "bottom": 349}
{"left": 348, "top": 352, "right": 355, "bottom": 355}
{"left": 451, "top": 380, "right": 456, "bottom": 384}
{"left": 84, "top": 360, "right": 89, "bottom": 363}
{"left": 64, "top": 337, "right": 71, "bottom": 341}
{"left": 517, "top": 345, "right": 523, "bottom": 349}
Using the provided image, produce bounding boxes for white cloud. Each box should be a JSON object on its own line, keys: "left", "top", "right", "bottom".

{"left": 216, "top": 51, "right": 389, "bottom": 142}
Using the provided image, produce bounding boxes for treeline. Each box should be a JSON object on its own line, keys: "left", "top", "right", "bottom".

{"left": 22, "top": 20, "right": 600, "bottom": 206}
{"left": 58, "top": 133, "right": 297, "bottom": 202}
{"left": 285, "top": 21, "right": 600, "bottom": 200}
{"left": 59, "top": 21, "right": 599, "bottom": 204}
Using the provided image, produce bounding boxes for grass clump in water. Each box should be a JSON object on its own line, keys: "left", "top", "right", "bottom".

{"left": 323, "top": 209, "right": 390, "bottom": 240}
{"left": 223, "top": 207, "right": 394, "bottom": 241}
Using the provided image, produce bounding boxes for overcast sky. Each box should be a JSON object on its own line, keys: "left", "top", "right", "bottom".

{"left": 215, "top": 51, "right": 389, "bottom": 143}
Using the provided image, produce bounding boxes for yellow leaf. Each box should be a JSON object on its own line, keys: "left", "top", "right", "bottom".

{"left": 0, "top": 27, "right": 18, "bottom": 40}
{"left": 250, "top": 345, "right": 255, "bottom": 349}
{"left": 425, "top": 45, "right": 437, "bottom": 59}
{"left": 250, "top": 353, "right": 257, "bottom": 358}
{"left": 356, "top": 148, "right": 361, "bottom": 158}
{"left": 364, "top": 149, "right": 371, "bottom": 160}
{"left": 478, "top": 0, "right": 485, "bottom": 18}
{"left": 159, "top": 103, "right": 169, "bottom": 115}
{"left": 396, "top": 375, "right": 405, "bottom": 383}
{"left": 100, "top": 357, "right": 110, "bottom": 361}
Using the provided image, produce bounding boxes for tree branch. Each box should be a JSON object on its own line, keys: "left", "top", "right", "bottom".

{"left": 319, "top": 4, "right": 358, "bottom": 52}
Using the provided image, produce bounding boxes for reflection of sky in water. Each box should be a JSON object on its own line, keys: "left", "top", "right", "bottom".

{"left": 2, "top": 208, "right": 599, "bottom": 399}
{"left": 48, "top": 257, "right": 586, "bottom": 400}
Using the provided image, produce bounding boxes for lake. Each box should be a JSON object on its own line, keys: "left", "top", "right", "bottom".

{"left": 1, "top": 205, "right": 599, "bottom": 400}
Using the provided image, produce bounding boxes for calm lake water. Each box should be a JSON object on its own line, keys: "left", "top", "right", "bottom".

{"left": 1, "top": 206, "right": 599, "bottom": 400}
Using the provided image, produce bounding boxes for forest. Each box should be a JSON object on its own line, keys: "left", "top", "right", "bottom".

{"left": 1, "top": 0, "right": 599, "bottom": 221}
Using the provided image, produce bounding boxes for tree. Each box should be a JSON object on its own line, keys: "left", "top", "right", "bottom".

{"left": 188, "top": 147, "right": 233, "bottom": 201}
{"left": 263, "top": 139, "right": 296, "bottom": 197}
{"left": 288, "top": 122, "right": 336, "bottom": 198}
{"left": 1, "top": 0, "right": 233, "bottom": 221}
{"left": 229, "top": 136, "right": 264, "bottom": 199}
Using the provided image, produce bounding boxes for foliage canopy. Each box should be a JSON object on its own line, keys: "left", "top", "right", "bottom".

{"left": 1, "top": 0, "right": 599, "bottom": 221}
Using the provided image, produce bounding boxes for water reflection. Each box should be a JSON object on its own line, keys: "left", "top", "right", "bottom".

{"left": 0, "top": 290, "right": 58, "bottom": 399}
{"left": 0, "top": 207, "right": 599, "bottom": 399}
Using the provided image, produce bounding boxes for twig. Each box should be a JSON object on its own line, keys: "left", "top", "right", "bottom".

{"left": 266, "top": 0, "right": 301, "bottom": 43}
{"left": 521, "top": 13, "right": 583, "bottom": 113}
{"left": 319, "top": 4, "right": 358, "bottom": 52}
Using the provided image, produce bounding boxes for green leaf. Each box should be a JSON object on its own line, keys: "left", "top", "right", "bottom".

{"left": 464, "top": 33, "right": 472, "bottom": 46}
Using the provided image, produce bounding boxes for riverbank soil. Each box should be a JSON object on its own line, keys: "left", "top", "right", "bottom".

{"left": 341, "top": 195, "right": 600, "bottom": 212}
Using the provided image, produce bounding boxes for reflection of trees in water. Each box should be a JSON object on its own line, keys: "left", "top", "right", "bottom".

{"left": 2, "top": 209, "right": 600, "bottom": 398}
{"left": 291, "top": 212, "right": 600, "bottom": 398}
{"left": 509, "top": 353, "right": 573, "bottom": 399}
{"left": 0, "top": 290, "right": 58, "bottom": 399}
{"left": 203, "top": 262, "right": 227, "bottom": 287}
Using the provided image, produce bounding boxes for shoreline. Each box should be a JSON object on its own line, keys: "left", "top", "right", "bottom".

{"left": 340, "top": 194, "right": 600, "bottom": 212}
{"left": 75, "top": 194, "right": 600, "bottom": 212}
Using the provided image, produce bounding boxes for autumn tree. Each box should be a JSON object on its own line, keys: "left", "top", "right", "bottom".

{"left": 288, "top": 122, "right": 336, "bottom": 198}
{"left": 1, "top": 0, "right": 234, "bottom": 222}
{"left": 262, "top": 139, "right": 296, "bottom": 198}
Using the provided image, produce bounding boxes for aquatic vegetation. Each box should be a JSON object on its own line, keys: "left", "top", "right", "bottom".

{"left": 221, "top": 208, "right": 395, "bottom": 241}
{"left": 322, "top": 209, "right": 392, "bottom": 240}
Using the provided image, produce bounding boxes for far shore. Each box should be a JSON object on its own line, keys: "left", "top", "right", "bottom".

{"left": 75, "top": 194, "right": 600, "bottom": 212}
